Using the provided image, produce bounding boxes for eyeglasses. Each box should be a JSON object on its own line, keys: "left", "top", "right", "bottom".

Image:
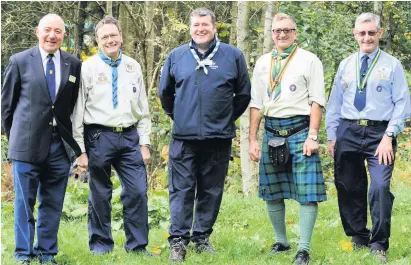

{"left": 272, "top": 28, "right": 296, "bottom": 35}
{"left": 99, "top": 33, "right": 119, "bottom": 41}
{"left": 356, "top": 30, "right": 379, "bottom": 37}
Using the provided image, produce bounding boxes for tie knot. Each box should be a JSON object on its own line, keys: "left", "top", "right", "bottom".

{"left": 362, "top": 55, "right": 369, "bottom": 62}
{"left": 47, "top": 54, "right": 54, "bottom": 62}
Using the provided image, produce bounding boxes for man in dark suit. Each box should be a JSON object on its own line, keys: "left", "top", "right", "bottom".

{"left": 1, "top": 14, "right": 82, "bottom": 264}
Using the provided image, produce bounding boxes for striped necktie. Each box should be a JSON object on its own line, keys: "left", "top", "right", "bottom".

{"left": 98, "top": 50, "right": 122, "bottom": 109}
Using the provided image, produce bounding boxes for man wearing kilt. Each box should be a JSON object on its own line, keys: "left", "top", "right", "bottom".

{"left": 326, "top": 13, "right": 410, "bottom": 263}
{"left": 249, "top": 13, "right": 327, "bottom": 265}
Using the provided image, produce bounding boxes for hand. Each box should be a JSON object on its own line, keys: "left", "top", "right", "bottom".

{"left": 249, "top": 140, "right": 260, "bottom": 162}
{"left": 303, "top": 138, "right": 319, "bottom": 156}
{"left": 328, "top": 140, "right": 336, "bottom": 158}
{"left": 375, "top": 135, "right": 394, "bottom": 165}
{"left": 76, "top": 153, "right": 89, "bottom": 172}
{"left": 140, "top": 145, "right": 151, "bottom": 165}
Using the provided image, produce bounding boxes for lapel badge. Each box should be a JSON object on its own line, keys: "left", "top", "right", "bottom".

{"left": 376, "top": 86, "right": 382, "bottom": 92}
{"left": 126, "top": 63, "right": 134, "bottom": 72}
{"left": 69, "top": 75, "right": 76, "bottom": 83}
{"left": 133, "top": 86, "right": 137, "bottom": 93}
{"left": 344, "top": 82, "right": 348, "bottom": 88}
{"left": 289, "top": 84, "right": 296, "bottom": 91}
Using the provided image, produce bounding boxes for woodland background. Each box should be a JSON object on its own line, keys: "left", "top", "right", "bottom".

{"left": 1, "top": 1, "right": 410, "bottom": 265}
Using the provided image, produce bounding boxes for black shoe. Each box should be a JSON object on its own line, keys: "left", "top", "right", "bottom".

{"left": 169, "top": 238, "right": 187, "bottom": 262}
{"left": 269, "top": 242, "right": 291, "bottom": 254}
{"left": 353, "top": 242, "right": 368, "bottom": 250}
{"left": 293, "top": 250, "right": 310, "bottom": 264}
{"left": 192, "top": 236, "right": 216, "bottom": 254}
{"left": 371, "top": 249, "right": 388, "bottom": 263}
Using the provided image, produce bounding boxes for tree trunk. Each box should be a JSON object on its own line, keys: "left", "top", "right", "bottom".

{"left": 119, "top": 2, "right": 131, "bottom": 55}
{"left": 106, "top": 1, "right": 113, "bottom": 16}
{"left": 229, "top": 1, "right": 238, "bottom": 46}
{"left": 257, "top": 4, "right": 266, "bottom": 56}
{"left": 263, "top": 1, "right": 274, "bottom": 53}
{"left": 237, "top": 1, "right": 256, "bottom": 195}
{"left": 144, "top": 1, "right": 156, "bottom": 88}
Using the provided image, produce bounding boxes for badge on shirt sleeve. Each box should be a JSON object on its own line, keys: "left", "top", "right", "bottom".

{"left": 96, "top": 73, "right": 109, "bottom": 84}
{"left": 376, "top": 86, "right": 382, "bottom": 92}
{"left": 289, "top": 84, "right": 297, "bottom": 91}
{"left": 69, "top": 75, "right": 76, "bottom": 83}
{"left": 126, "top": 63, "right": 135, "bottom": 72}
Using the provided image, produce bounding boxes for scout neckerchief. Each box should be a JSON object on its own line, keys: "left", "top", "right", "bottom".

{"left": 98, "top": 49, "right": 122, "bottom": 109}
{"left": 267, "top": 44, "right": 298, "bottom": 100}
{"left": 356, "top": 48, "right": 381, "bottom": 93}
{"left": 189, "top": 37, "right": 220, "bottom": 75}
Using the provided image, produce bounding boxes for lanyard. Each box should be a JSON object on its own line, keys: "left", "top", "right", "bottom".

{"left": 356, "top": 49, "right": 381, "bottom": 91}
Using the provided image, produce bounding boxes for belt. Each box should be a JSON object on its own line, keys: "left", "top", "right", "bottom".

{"left": 344, "top": 119, "right": 389, "bottom": 127}
{"left": 264, "top": 123, "right": 309, "bottom": 137}
{"left": 86, "top": 124, "right": 135, "bottom": 133}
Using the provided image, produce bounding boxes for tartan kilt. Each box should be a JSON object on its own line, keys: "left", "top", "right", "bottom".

{"left": 258, "top": 115, "right": 327, "bottom": 204}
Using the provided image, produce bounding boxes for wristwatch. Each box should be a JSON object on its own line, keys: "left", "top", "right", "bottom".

{"left": 384, "top": 131, "right": 394, "bottom": 138}
{"left": 308, "top": 134, "right": 318, "bottom": 141}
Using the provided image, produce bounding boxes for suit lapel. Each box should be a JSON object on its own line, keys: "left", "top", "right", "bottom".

{"left": 56, "top": 50, "right": 71, "bottom": 101}
{"left": 30, "top": 46, "right": 51, "bottom": 101}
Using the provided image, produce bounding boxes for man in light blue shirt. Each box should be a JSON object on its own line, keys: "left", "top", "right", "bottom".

{"left": 326, "top": 12, "right": 410, "bottom": 264}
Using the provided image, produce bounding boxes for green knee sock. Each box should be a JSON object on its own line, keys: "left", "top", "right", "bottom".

{"left": 299, "top": 203, "right": 318, "bottom": 252}
{"left": 266, "top": 201, "right": 289, "bottom": 246}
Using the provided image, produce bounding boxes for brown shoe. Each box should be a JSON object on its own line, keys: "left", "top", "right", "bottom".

{"left": 371, "top": 249, "right": 388, "bottom": 263}
{"left": 169, "top": 238, "right": 187, "bottom": 262}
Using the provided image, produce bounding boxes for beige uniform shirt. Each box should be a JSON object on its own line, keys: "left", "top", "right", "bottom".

{"left": 250, "top": 48, "right": 325, "bottom": 118}
{"left": 72, "top": 54, "right": 151, "bottom": 153}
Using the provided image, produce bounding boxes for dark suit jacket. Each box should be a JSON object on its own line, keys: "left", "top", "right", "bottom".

{"left": 1, "top": 46, "right": 82, "bottom": 163}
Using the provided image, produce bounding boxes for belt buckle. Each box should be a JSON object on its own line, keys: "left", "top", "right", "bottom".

{"left": 358, "top": 120, "right": 368, "bottom": 126}
{"left": 114, "top": 126, "right": 123, "bottom": 132}
{"left": 278, "top": 130, "right": 288, "bottom": 136}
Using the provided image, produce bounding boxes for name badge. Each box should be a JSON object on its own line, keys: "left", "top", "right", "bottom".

{"left": 96, "top": 73, "right": 109, "bottom": 84}
{"left": 69, "top": 75, "right": 76, "bottom": 83}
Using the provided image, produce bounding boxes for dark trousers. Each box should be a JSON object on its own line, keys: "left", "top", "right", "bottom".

{"left": 86, "top": 126, "right": 148, "bottom": 253}
{"left": 12, "top": 131, "right": 70, "bottom": 262}
{"left": 168, "top": 139, "right": 232, "bottom": 243}
{"left": 334, "top": 119, "right": 396, "bottom": 251}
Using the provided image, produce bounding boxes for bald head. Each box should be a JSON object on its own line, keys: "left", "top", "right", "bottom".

{"left": 36, "top": 14, "right": 66, "bottom": 53}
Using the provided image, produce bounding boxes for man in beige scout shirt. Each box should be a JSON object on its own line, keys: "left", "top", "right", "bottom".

{"left": 249, "top": 13, "right": 327, "bottom": 265}
{"left": 72, "top": 16, "right": 152, "bottom": 255}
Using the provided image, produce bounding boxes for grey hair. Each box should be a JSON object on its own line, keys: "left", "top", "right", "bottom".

{"left": 272, "top": 13, "right": 297, "bottom": 29}
{"left": 95, "top": 16, "right": 122, "bottom": 39}
{"left": 190, "top": 8, "right": 216, "bottom": 25}
{"left": 355, "top": 13, "right": 381, "bottom": 29}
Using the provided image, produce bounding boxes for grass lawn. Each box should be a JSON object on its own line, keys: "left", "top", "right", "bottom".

{"left": 1, "top": 162, "right": 410, "bottom": 265}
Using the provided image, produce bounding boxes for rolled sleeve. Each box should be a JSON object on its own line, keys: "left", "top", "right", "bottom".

{"left": 250, "top": 57, "right": 265, "bottom": 110}
{"left": 385, "top": 61, "right": 411, "bottom": 137}
{"left": 72, "top": 67, "right": 89, "bottom": 153}
{"left": 308, "top": 57, "right": 326, "bottom": 107}
{"left": 325, "top": 64, "right": 344, "bottom": 141}
{"left": 135, "top": 67, "right": 151, "bottom": 146}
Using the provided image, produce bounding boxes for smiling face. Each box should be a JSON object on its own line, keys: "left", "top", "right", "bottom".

{"left": 96, "top": 23, "right": 123, "bottom": 60}
{"left": 272, "top": 18, "right": 297, "bottom": 53}
{"left": 35, "top": 15, "right": 66, "bottom": 53}
{"left": 354, "top": 21, "right": 383, "bottom": 53}
{"left": 190, "top": 15, "right": 216, "bottom": 51}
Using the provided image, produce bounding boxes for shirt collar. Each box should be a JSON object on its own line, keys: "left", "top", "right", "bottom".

{"left": 360, "top": 47, "right": 379, "bottom": 61}
{"left": 39, "top": 46, "right": 61, "bottom": 62}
